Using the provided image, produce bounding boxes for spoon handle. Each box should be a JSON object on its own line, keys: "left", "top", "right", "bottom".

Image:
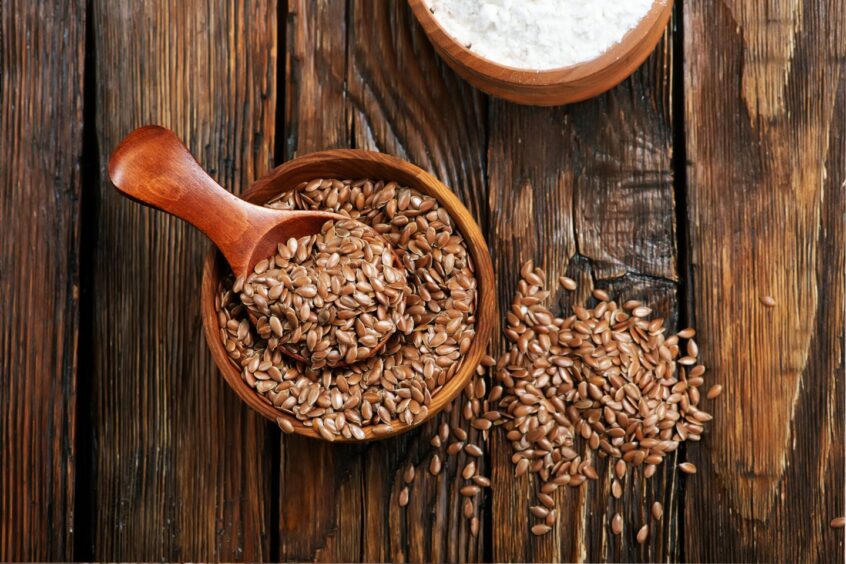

{"left": 108, "top": 126, "right": 269, "bottom": 273}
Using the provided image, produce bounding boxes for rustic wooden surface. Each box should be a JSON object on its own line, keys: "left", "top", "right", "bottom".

{"left": 0, "top": 0, "right": 843, "bottom": 562}
{"left": 0, "top": 0, "right": 84, "bottom": 560}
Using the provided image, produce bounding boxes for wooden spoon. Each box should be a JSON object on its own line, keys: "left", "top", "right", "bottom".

{"left": 108, "top": 125, "right": 397, "bottom": 365}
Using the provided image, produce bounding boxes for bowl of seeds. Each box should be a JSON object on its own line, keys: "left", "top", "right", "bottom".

{"left": 202, "top": 150, "right": 495, "bottom": 442}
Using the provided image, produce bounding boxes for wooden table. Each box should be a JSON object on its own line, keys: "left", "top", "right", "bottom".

{"left": 2, "top": 1, "right": 843, "bottom": 561}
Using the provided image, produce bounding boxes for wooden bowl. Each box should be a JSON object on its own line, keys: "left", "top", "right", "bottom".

{"left": 408, "top": 0, "right": 673, "bottom": 106}
{"left": 201, "top": 150, "right": 495, "bottom": 442}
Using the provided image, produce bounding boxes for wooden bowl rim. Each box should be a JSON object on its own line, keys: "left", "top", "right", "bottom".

{"left": 201, "top": 149, "right": 495, "bottom": 442}
{"left": 407, "top": 0, "right": 672, "bottom": 86}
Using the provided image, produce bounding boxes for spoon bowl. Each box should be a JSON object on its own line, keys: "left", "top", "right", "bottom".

{"left": 109, "top": 126, "right": 398, "bottom": 366}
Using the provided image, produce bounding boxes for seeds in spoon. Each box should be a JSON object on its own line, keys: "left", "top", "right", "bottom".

{"left": 240, "top": 218, "right": 410, "bottom": 369}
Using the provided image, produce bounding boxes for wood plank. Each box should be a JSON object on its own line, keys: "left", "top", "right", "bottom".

{"left": 487, "top": 23, "right": 679, "bottom": 563}
{"left": 0, "top": 0, "right": 84, "bottom": 560}
{"left": 347, "top": 2, "right": 488, "bottom": 562}
{"left": 683, "top": 0, "right": 845, "bottom": 561}
{"left": 278, "top": 1, "right": 364, "bottom": 561}
{"left": 90, "top": 1, "right": 276, "bottom": 559}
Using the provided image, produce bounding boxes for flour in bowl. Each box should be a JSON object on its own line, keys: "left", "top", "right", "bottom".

{"left": 423, "top": 0, "right": 654, "bottom": 71}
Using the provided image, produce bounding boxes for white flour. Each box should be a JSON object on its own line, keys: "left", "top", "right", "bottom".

{"left": 423, "top": 0, "right": 654, "bottom": 70}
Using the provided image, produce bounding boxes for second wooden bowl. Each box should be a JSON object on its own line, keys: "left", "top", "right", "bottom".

{"left": 408, "top": 0, "right": 673, "bottom": 106}
{"left": 201, "top": 150, "right": 495, "bottom": 442}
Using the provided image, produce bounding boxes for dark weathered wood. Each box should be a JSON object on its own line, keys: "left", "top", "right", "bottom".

{"left": 90, "top": 1, "right": 276, "bottom": 559}
{"left": 348, "top": 2, "right": 488, "bottom": 562}
{"left": 277, "top": 1, "right": 365, "bottom": 561}
{"left": 487, "top": 24, "right": 679, "bottom": 563}
{"left": 0, "top": 0, "right": 84, "bottom": 560}
{"left": 683, "top": 0, "right": 845, "bottom": 561}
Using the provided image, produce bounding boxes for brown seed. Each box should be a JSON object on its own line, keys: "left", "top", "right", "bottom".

{"left": 611, "top": 513, "right": 623, "bottom": 535}
{"left": 447, "top": 441, "right": 465, "bottom": 456}
{"left": 472, "top": 475, "right": 491, "bottom": 488}
{"left": 465, "top": 444, "right": 484, "bottom": 457}
{"left": 831, "top": 516, "right": 846, "bottom": 529}
{"left": 470, "top": 517, "right": 480, "bottom": 537}
{"left": 636, "top": 524, "right": 649, "bottom": 544}
{"left": 612, "top": 479, "right": 622, "bottom": 499}
{"left": 429, "top": 454, "right": 442, "bottom": 475}
{"left": 652, "top": 501, "right": 663, "bottom": 520}
{"left": 531, "top": 524, "right": 552, "bottom": 536}
{"left": 460, "top": 485, "right": 480, "bottom": 497}
{"left": 706, "top": 385, "right": 723, "bottom": 400}
{"left": 593, "top": 288, "right": 610, "bottom": 301}
{"left": 403, "top": 464, "right": 416, "bottom": 484}
{"left": 559, "top": 276, "right": 577, "bottom": 291}
{"left": 760, "top": 295, "right": 776, "bottom": 307}
{"left": 430, "top": 435, "right": 442, "bottom": 448}
{"left": 399, "top": 487, "right": 410, "bottom": 507}
{"left": 678, "top": 462, "right": 697, "bottom": 474}
{"left": 530, "top": 506, "right": 549, "bottom": 518}
{"left": 463, "top": 461, "right": 476, "bottom": 480}
{"left": 464, "top": 498, "right": 474, "bottom": 518}
{"left": 538, "top": 493, "right": 556, "bottom": 509}
{"left": 276, "top": 417, "right": 295, "bottom": 434}
{"left": 545, "top": 509, "right": 557, "bottom": 526}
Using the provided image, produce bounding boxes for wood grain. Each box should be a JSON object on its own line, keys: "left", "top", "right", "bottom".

{"left": 683, "top": 0, "right": 845, "bottom": 561}
{"left": 89, "top": 1, "right": 276, "bottom": 559}
{"left": 277, "top": 1, "right": 365, "bottom": 560}
{"left": 0, "top": 0, "right": 84, "bottom": 560}
{"left": 348, "top": 2, "right": 488, "bottom": 561}
{"left": 487, "top": 22, "right": 679, "bottom": 563}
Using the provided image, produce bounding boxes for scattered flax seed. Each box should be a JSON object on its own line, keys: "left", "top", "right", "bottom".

{"left": 760, "top": 295, "right": 777, "bottom": 307}
{"left": 545, "top": 509, "right": 558, "bottom": 526}
{"left": 652, "top": 501, "right": 663, "bottom": 520}
{"left": 403, "top": 464, "right": 416, "bottom": 484}
{"left": 463, "top": 461, "right": 476, "bottom": 480}
{"left": 637, "top": 524, "right": 649, "bottom": 544}
{"left": 465, "top": 444, "right": 484, "bottom": 457}
{"left": 530, "top": 505, "right": 549, "bottom": 518}
{"left": 611, "top": 513, "right": 623, "bottom": 535}
{"left": 831, "top": 516, "right": 845, "bottom": 529}
{"left": 612, "top": 479, "right": 622, "bottom": 499}
{"left": 460, "top": 485, "right": 481, "bottom": 497}
{"left": 399, "top": 487, "right": 410, "bottom": 507}
{"left": 495, "top": 260, "right": 713, "bottom": 526}
{"left": 559, "top": 276, "right": 577, "bottom": 291}
{"left": 429, "top": 454, "right": 442, "bottom": 476}
{"left": 706, "top": 385, "right": 723, "bottom": 400}
{"left": 679, "top": 462, "right": 697, "bottom": 474}
{"left": 464, "top": 498, "right": 474, "bottom": 518}
{"left": 430, "top": 435, "right": 442, "bottom": 448}
{"left": 447, "top": 441, "right": 465, "bottom": 455}
{"left": 473, "top": 476, "right": 491, "bottom": 487}
{"left": 532, "top": 523, "right": 552, "bottom": 536}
